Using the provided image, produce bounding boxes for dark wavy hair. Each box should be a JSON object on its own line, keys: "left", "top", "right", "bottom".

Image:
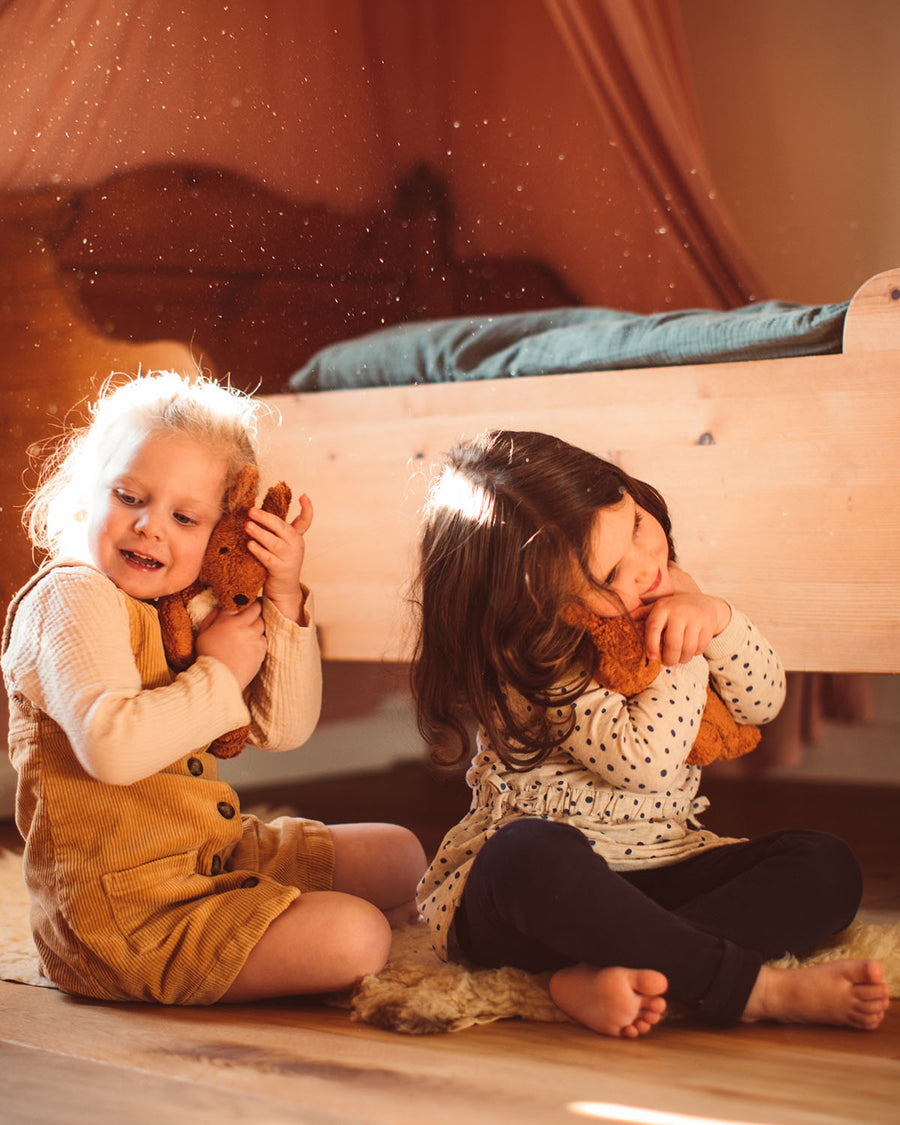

{"left": 410, "top": 430, "right": 674, "bottom": 771}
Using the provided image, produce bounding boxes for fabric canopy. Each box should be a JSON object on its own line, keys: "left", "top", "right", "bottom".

{"left": 0, "top": 0, "right": 765, "bottom": 312}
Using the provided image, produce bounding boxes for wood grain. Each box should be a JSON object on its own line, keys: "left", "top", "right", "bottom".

{"left": 3, "top": 762, "right": 898, "bottom": 1125}
{"left": 259, "top": 350, "right": 900, "bottom": 671}
{"left": 1, "top": 978, "right": 898, "bottom": 1125}
{"left": 843, "top": 268, "right": 900, "bottom": 353}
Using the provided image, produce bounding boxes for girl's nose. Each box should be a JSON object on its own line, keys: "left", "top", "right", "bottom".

{"left": 633, "top": 550, "right": 656, "bottom": 587}
{"left": 135, "top": 510, "right": 162, "bottom": 539}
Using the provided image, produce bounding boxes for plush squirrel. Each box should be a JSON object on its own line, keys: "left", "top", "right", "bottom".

{"left": 156, "top": 463, "right": 292, "bottom": 759}
{"left": 565, "top": 605, "right": 760, "bottom": 767}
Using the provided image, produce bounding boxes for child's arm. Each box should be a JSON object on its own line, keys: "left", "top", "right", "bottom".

{"left": 5, "top": 568, "right": 252, "bottom": 786}
{"left": 214, "top": 492, "right": 322, "bottom": 750}
{"left": 558, "top": 566, "right": 784, "bottom": 788}
{"left": 562, "top": 661, "right": 711, "bottom": 791}
{"left": 640, "top": 564, "right": 785, "bottom": 726}
{"left": 244, "top": 595, "right": 323, "bottom": 751}
{"left": 704, "top": 607, "right": 786, "bottom": 727}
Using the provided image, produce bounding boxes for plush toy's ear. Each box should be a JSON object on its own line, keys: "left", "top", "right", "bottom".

{"left": 261, "top": 480, "right": 291, "bottom": 521}
{"left": 228, "top": 463, "right": 259, "bottom": 513}
{"left": 200, "top": 464, "right": 265, "bottom": 606}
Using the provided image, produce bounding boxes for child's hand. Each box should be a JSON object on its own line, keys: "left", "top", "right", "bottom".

{"left": 245, "top": 493, "right": 314, "bottom": 623}
{"left": 638, "top": 565, "right": 731, "bottom": 665}
{"left": 196, "top": 601, "right": 267, "bottom": 690}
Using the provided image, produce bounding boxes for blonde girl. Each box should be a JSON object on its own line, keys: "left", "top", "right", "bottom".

{"left": 3, "top": 371, "right": 424, "bottom": 1006}
{"left": 413, "top": 430, "right": 889, "bottom": 1037}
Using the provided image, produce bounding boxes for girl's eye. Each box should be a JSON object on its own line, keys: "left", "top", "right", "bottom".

{"left": 115, "top": 489, "right": 139, "bottom": 506}
{"left": 604, "top": 509, "right": 642, "bottom": 584}
{"left": 173, "top": 512, "right": 196, "bottom": 527}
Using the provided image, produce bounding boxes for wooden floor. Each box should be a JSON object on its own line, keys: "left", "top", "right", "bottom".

{"left": 2, "top": 766, "right": 898, "bottom": 1125}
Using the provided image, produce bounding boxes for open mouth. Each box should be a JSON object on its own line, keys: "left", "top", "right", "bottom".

{"left": 121, "top": 549, "right": 162, "bottom": 570}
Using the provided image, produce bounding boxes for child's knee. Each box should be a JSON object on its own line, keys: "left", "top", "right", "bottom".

{"left": 469, "top": 818, "right": 598, "bottom": 914}
{"left": 334, "top": 895, "right": 393, "bottom": 978}
{"left": 364, "top": 823, "right": 427, "bottom": 898}
{"left": 390, "top": 824, "right": 428, "bottom": 884}
{"left": 483, "top": 818, "right": 593, "bottom": 878}
{"left": 781, "top": 829, "right": 863, "bottom": 925}
{"left": 791, "top": 830, "right": 861, "bottom": 887}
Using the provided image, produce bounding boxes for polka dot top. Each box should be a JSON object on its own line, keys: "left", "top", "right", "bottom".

{"left": 417, "top": 606, "right": 785, "bottom": 960}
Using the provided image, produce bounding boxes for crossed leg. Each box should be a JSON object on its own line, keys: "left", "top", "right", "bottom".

{"left": 220, "top": 821, "right": 426, "bottom": 1003}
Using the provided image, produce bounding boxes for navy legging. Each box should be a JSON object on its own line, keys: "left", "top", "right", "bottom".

{"left": 453, "top": 818, "right": 862, "bottom": 1023}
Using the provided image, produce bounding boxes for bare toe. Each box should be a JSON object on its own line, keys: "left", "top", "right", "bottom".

{"left": 745, "top": 959, "right": 890, "bottom": 1029}
{"left": 550, "top": 964, "right": 669, "bottom": 1038}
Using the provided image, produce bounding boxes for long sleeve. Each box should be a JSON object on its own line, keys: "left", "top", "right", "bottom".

{"left": 544, "top": 606, "right": 785, "bottom": 792}
{"left": 704, "top": 605, "right": 786, "bottom": 725}
{"left": 244, "top": 595, "right": 322, "bottom": 751}
{"left": 561, "top": 660, "right": 710, "bottom": 791}
{"left": 4, "top": 566, "right": 252, "bottom": 785}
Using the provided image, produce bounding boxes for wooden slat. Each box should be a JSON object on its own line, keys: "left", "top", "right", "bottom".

{"left": 2, "top": 981, "right": 899, "bottom": 1125}
{"left": 843, "top": 268, "right": 900, "bottom": 352}
{"left": 259, "top": 349, "right": 900, "bottom": 671}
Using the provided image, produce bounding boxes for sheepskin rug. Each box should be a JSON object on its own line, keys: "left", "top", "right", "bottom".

{"left": 2, "top": 847, "right": 897, "bottom": 1033}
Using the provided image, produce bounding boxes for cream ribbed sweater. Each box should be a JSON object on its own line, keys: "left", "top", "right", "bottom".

{"left": 2, "top": 562, "right": 332, "bottom": 1004}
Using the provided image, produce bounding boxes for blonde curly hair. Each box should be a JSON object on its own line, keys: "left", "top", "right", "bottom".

{"left": 25, "top": 371, "right": 263, "bottom": 561}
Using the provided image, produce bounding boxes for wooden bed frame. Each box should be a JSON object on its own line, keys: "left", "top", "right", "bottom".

{"left": 3, "top": 167, "right": 897, "bottom": 681}
{"left": 2, "top": 228, "right": 899, "bottom": 1123}
{"left": 257, "top": 268, "right": 900, "bottom": 676}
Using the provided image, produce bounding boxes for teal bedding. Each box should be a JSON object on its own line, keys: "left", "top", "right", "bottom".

{"left": 288, "top": 300, "right": 848, "bottom": 392}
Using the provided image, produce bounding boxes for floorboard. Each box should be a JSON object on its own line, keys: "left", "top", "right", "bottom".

{"left": 1, "top": 980, "right": 898, "bottom": 1125}
{"left": 1, "top": 768, "right": 898, "bottom": 1124}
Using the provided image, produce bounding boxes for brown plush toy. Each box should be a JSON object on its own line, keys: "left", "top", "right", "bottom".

{"left": 156, "top": 463, "right": 292, "bottom": 759}
{"left": 565, "top": 605, "right": 759, "bottom": 767}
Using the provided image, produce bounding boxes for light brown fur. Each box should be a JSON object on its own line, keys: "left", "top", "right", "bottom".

{"left": 156, "top": 464, "right": 292, "bottom": 759}
{"left": 565, "top": 606, "right": 759, "bottom": 767}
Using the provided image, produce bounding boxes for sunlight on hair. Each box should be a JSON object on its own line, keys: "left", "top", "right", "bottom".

{"left": 568, "top": 1103, "right": 772, "bottom": 1125}
{"left": 430, "top": 466, "right": 496, "bottom": 525}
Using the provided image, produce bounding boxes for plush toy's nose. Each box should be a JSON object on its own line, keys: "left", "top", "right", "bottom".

{"left": 233, "top": 594, "right": 250, "bottom": 607}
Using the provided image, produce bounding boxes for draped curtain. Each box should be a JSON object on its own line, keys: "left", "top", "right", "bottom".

{"left": 0, "top": 0, "right": 766, "bottom": 311}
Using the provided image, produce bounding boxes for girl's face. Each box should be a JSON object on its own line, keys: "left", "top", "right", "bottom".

{"left": 580, "top": 494, "right": 674, "bottom": 617}
{"left": 86, "top": 432, "right": 227, "bottom": 600}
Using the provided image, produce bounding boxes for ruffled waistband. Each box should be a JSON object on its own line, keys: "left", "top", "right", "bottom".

{"left": 480, "top": 772, "right": 709, "bottom": 828}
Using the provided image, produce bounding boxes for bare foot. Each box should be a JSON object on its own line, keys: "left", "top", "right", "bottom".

{"left": 743, "top": 958, "right": 890, "bottom": 1030}
{"left": 549, "top": 963, "right": 668, "bottom": 1038}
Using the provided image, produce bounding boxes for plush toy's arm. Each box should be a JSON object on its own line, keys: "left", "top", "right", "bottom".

{"left": 157, "top": 581, "right": 204, "bottom": 672}
{"left": 567, "top": 604, "right": 761, "bottom": 769}
{"left": 564, "top": 606, "right": 661, "bottom": 697}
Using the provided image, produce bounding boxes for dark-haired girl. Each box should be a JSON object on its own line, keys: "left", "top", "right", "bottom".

{"left": 412, "top": 430, "right": 889, "bottom": 1037}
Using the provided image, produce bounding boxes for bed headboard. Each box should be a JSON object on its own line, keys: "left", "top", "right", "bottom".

{"left": 8, "top": 163, "right": 579, "bottom": 395}
{"left": 258, "top": 270, "right": 900, "bottom": 675}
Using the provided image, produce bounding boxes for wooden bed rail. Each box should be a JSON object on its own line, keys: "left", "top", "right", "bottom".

{"left": 259, "top": 269, "right": 900, "bottom": 674}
